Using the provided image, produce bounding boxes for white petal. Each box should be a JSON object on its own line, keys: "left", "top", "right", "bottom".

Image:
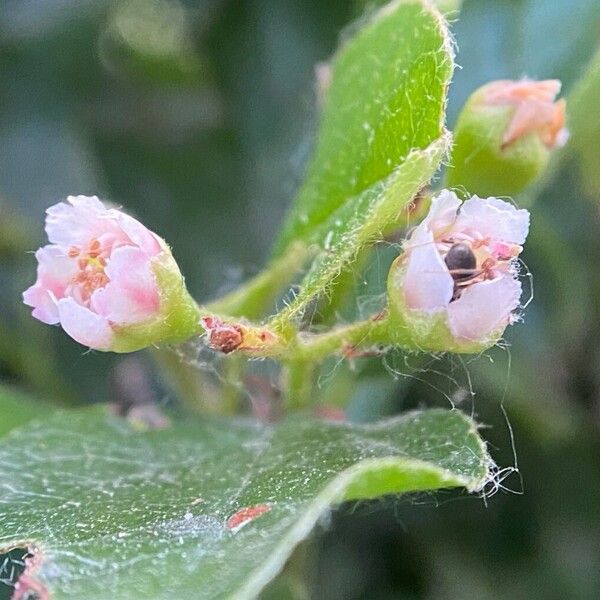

{"left": 23, "top": 286, "right": 59, "bottom": 324}
{"left": 45, "top": 196, "right": 127, "bottom": 248}
{"left": 22, "top": 245, "right": 79, "bottom": 324}
{"left": 114, "top": 211, "right": 162, "bottom": 257}
{"left": 420, "top": 189, "right": 461, "bottom": 236}
{"left": 57, "top": 297, "right": 114, "bottom": 350}
{"left": 456, "top": 196, "right": 530, "bottom": 244}
{"left": 403, "top": 227, "right": 454, "bottom": 311}
{"left": 67, "top": 195, "right": 106, "bottom": 211}
{"left": 447, "top": 276, "right": 522, "bottom": 342}
{"left": 34, "top": 244, "right": 78, "bottom": 294}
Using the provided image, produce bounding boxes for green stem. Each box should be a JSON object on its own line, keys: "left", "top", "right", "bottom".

{"left": 221, "top": 355, "right": 245, "bottom": 414}
{"left": 280, "top": 312, "right": 412, "bottom": 409}
{"left": 151, "top": 243, "right": 309, "bottom": 414}
{"left": 201, "top": 309, "right": 413, "bottom": 363}
{"left": 283, "top": 359, "right": 315, "bottom": 410}
{"left": 291, "top": 315, "right": 392, "bottom": 362}
{"left": 151, "top": 346, "right": 220, "bottom": 414}
{"left": 206, "top": 242, "right": 311, "bottom": 319}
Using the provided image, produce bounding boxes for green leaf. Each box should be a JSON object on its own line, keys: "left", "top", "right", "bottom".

{"left": 356, "top": 0, "right": 464, "bottom": 16}
{"left": 271, "top": 134, "right": 449, "bottom": 327}
{"left": 567, "top": 46, "right": 600, "bottom": 199}
{"left": 273, "top": 0, "right": 453, "bottom": 255}
{"left": 0, "top": 407, "right": 489, "bottom": 599}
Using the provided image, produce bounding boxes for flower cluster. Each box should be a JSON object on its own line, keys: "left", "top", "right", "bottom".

{"left": 22, "top": 81, "right": 555, "bottom": 358}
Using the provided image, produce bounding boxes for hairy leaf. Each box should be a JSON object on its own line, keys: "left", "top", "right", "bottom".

{"left": 274, "top": 0, "right": 453, "bottom": 254}
{"left": 0, "top": 408, "right": 489, "bottom": 599}
{"left": 271, "top": 134, "right": 449, "bottom": 327}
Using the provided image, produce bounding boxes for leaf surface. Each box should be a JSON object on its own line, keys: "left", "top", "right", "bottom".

{"left": 271, "top": 135, "right": 449, "bottom": 326}
{"left": 0, "top": 408, "right": 489, "bottom": 599}
{"left": 275, "top": 0, "right": 453, "bottom": 254}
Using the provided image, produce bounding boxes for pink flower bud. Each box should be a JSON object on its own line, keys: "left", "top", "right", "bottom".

{"left": 482, "top": 79, "right": 568, "bottom": 149}
{"left": 23, "top": 195, "right": 199, "bottom": 352}
{"left": 388, "top": 190, "right": 530, "bottom": 351}
{"left": 448, "top": 78, "right": 567, "bottom": 197}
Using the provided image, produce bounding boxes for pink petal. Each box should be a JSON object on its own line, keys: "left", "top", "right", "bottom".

{"left": 57, "top": 297, "right": 114, "bottom": 350}
{"left": 485, "top": 79, "right": 561, "bottom": 105}
{"left": 66, "top": 195, "right": 106, "bottom": 211}
{"left": 23, "top": 285, "right": 59, "bottom": 324}
{"left": 45, "top": 195, "right": 127, "bottom": 249}
{"left": 22, "top": 245, "right": 79, "bottom": 324}
{"left": 502, "top": 100, "right": 557, "bottom": 146}
{"left": 114, "top": 211, "right": 162, "bottom": 257}
{"left": 456, "top": 196, "right": 529, "bottom": 244}
{"left": 483, "top": 80, "right": 566, "bottom": 149}
{"left": 421, "top": 189, "right": 461, "bottom": 236}
{"left": 404, "top": 227, "right": 454, "bottom": 311}
{"left": 91, "top": 246, "right": 160, "bottom": 325}
{"left": 34, "top": 245, "right": 78, "bottom": 293}
{"left": 447, "top": 275, "right": 522, "bottom": 342}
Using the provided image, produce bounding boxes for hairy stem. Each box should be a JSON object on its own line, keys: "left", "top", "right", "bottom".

{"left": 283, "top": 360, "right": 315, "bottom": 410}
{"left": 292, "top": 316, "right": 392, "bottom": 361}
{"left": 221, "top": 355, "right": 245, "bottom": 414}
{"left": 151, "top": 346, "right": 220, "bottom": 414}
{"left": 206, "top": 242, "right": 311, "bottom": 319}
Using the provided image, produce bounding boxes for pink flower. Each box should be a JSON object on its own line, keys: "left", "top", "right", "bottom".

{"left": 23, "top": 195, "right": 196, "bottom": 351}
{"left": 482, "top": 79, "right": 568, "bottom": 149}
{"left": 400, "top": 190, "right": 529, "bottom": 345}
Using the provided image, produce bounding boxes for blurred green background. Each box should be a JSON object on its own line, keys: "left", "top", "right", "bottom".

{"left": 1, "top": 0, "right": 599, "bottom": 598}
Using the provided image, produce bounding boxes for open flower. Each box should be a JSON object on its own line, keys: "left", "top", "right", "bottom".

{"left": 448, "top": 78, "right": 567, "bottom": 197}
{"left": 387, "top": 190, "right": 530, "bottom": 352}
{"left": 23, "top": 195, "right": 200, "bottom": 352}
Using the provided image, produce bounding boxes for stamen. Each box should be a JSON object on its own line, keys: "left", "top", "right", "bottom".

{"left": 69, "top": 238, "right": 110, "bottom": 304}
{"left": 471, "top": 237, "right": 491, "bottom": 250}
{"left": 481, "top": 258, "right": 496, "bottom": 280}
{"left": 88, "top": 238, "right": 101, "bottom": 258}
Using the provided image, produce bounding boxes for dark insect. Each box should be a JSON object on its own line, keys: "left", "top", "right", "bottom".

{"left": 445, "top": 242, "right": 477, "bottom": 281}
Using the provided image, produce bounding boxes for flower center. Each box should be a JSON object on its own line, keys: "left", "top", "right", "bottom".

{"left": 444, "top": 243, "right": 476, "bottom": 281}
{"left": 68, "top": 238, "right": 110, "bottom": 302}
{"left": 443, "top": 241, "right": 504, "bottom": 302}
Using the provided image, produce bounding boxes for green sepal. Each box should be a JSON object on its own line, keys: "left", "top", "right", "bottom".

{"left": 110, "top": 244, "right": 201, "bottom": 353}
{"left": 447, "top": 87, "right": 552, "bottom": 198}
{"left": 386, "top": 256, "right": 506, "bottom": 354}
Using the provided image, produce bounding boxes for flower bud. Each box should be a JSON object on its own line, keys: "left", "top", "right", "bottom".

{"left": 23, "top": 195, "right": 200, "bottom": 352}
{"left": 387, "top": 190, "right": 530, "bottom": 353}
{"left": 447, "top": 79, "right": 568, "bottom": 197}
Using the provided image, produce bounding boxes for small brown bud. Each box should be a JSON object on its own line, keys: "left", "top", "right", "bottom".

{"left": 201, "top": 317, "right": 243, "bottom": 354}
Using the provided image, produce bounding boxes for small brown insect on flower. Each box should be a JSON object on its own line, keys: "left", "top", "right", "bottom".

{"left": 444, "top": 243, "right": 477, "bottom": 282}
